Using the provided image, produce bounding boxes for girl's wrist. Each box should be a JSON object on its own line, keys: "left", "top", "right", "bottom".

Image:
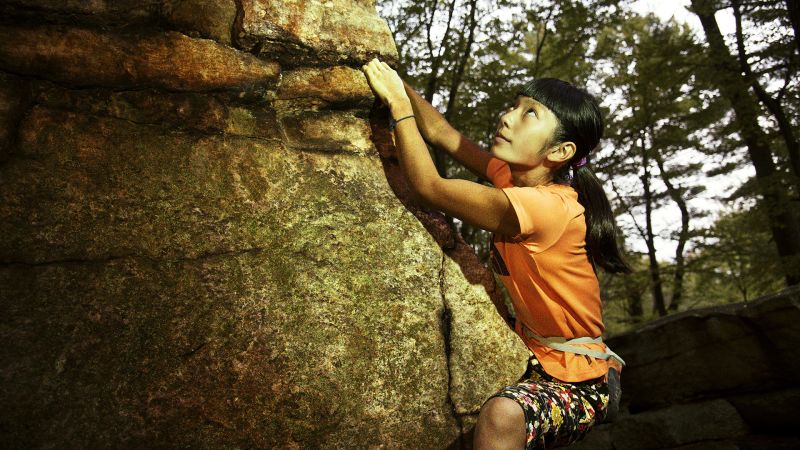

{"left": 388, "top": 96, "right": 413, "bottom": 118}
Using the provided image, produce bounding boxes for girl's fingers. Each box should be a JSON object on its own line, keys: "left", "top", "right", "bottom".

{"left": 362, "top": 64, "right": 377, "bottom": 75}
{"left": 368, "top": 57, "right": 385, "bottom": 71}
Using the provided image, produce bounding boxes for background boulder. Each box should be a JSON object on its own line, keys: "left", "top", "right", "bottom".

{"left": 573, "top": 287, "right": 800, "bottom": 450}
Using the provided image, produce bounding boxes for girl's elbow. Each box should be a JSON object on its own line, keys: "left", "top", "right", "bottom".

{"left": 409, "top": 182, "right": 439, "bottom": 208}
{"left": 409, "top": 187, "right": 433, "bottom": 208}
{"left": 408, "top": 189, "right": 428, "bottom": 206}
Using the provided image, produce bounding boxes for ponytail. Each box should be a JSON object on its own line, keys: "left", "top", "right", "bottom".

{"left": 571, "top": 165, "right": 632, "bottom": 274}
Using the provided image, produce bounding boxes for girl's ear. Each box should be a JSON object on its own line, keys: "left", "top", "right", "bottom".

{"left": 547, "top": 142, "right": 576, "bottom": 164}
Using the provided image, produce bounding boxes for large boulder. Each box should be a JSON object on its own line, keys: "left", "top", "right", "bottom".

{"left": 609, "top": 287, "right": 800, "bottom": 413}
{"left": 572, "top": 287, "right": 800, "bottom": 449}
{"left": 0, "top": 1, "right": 527, "bottom": 447}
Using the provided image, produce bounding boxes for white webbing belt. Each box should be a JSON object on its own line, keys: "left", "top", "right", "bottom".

{"left": 522, "top": 326, "right": 626, "bottom": 366}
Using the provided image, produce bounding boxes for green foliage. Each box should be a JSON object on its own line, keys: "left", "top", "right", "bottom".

{"left": 684, "top": 205, "right": 785, "bottom": 305}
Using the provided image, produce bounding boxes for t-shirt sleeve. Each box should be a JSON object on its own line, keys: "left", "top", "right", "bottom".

{"left": 501, "top": 186, "right": 572, "bottom": 250}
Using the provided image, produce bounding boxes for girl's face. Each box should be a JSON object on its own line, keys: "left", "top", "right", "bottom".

{"left": 491, "top": 95, "right": 561, "bottom": 168}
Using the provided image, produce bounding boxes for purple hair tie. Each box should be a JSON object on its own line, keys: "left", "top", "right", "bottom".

{"left": 572, "top": 156, "right": 588, "bottom": 170}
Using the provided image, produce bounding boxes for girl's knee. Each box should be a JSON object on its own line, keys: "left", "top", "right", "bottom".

{"left": 477, "top": 397, "right": 525, "bottom": 434}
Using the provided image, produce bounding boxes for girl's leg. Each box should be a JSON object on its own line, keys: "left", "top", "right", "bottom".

{"left": 473, "top": 397, "right": 527, "bottom": 450}
{"left": 474, "top": 378, "right": 607, "bottom": 449}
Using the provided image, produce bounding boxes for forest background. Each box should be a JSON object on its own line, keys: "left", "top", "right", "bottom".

{"left": 375, "top": 0, "right": 800, "bottom": 333}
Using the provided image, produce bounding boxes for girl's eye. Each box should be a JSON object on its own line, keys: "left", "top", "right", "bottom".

{"left": 527, "top": 109, "right": 537, "bottom": 116}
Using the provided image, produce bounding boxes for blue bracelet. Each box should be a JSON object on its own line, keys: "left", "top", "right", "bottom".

{"left": 389, "top": 114, "right": 415, "bottom": 131}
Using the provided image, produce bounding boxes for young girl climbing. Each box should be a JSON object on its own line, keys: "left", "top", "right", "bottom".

{"left": 361, "top": 57, "right": 631, "bottom": 449}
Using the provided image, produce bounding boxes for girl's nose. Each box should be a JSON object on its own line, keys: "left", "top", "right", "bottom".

{"left": 500, "top": 112, "right": 511, "bottom": 130}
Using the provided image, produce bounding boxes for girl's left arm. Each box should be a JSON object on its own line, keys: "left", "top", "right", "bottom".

{"left": 362, "top": 58, "right": 520, "bottom": 237}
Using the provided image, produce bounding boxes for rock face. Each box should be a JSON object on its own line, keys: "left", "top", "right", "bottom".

{"left": 0, "top": 1, "right": 528, "bottom": 447}
{"left": 572, "top": 287, "right": 800, "bottom": 450}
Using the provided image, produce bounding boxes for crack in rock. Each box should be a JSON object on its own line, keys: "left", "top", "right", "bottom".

{"left": 439, "top": 251, "right": 466, "bottom": 449}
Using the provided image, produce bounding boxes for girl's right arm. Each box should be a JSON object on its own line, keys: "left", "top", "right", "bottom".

{"left": 403, "top": 81, "right": 493, "bottom": 181}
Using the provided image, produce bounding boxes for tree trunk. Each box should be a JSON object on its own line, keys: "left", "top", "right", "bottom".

{"left": 732, "top": 0, "right": 800, "bottom": 192}
{"left": 421, "top": 0, "right": 460, "bottom": 181}
{"left": 444, "top": 0, "right": 478, "bottom": 121}
{"left": 423, "top": 0, "right": 458, "bottom": 103}
{"left": 691, "top": 0, "right": 800, "bottom": 286}
{"left": 640, "top": 135, "right": 668, "bottom": 317}
{"left": 531, "top": 6, "right": 555, "bottom": 77}
{"left": 608, "top": 180, "right": 644, "bottom": 320}
{"left": 651, "top": 140, "right": 690, "bottom": 312}
{"left": 786, "top": 0, "right": 800, "bottom": 54}
{"left": 624, "top": 275, "right": 644, "bottom": 319}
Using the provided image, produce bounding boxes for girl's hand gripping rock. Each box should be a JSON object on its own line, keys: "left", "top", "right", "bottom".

{"left": 361, "top": 58, "right": 409, "bottom": 108}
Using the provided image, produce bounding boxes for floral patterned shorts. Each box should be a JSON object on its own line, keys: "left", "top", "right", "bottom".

{"left": 483, "top": 352, "right": 610, "bottom": 449}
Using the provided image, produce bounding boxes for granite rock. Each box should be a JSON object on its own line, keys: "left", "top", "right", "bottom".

{"left": 235, "top": 0, "right": 398, "bottom": 66}
{"left": 0, "top": 1, "right": 522, "bottom": 447}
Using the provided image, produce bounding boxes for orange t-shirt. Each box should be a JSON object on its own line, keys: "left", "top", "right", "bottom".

{"left": 486, "top": 157, "right": 609, "bottom": 382}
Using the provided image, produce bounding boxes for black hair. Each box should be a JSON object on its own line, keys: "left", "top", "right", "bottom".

{"left": 518, "top": 78, "right": 632, "bottom": 274}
